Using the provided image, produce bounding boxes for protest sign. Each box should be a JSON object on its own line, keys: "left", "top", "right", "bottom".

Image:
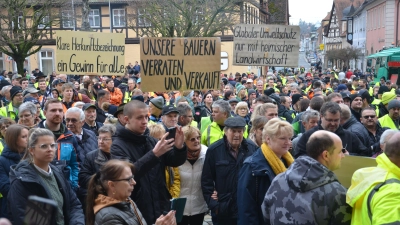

{"left": 140, "top": 37, "right": 221, "bottom": 92}
{"left": 55, "top": 31, "right": 125, "bottom": 75}
{"left": 233, "top": 24, "right": 300, "bottom": 67}
{"left": 334, "top": 155, "right": 377, "bottom": 188}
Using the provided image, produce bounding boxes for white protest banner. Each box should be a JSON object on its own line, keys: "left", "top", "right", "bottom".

{"left": 55, "top": 31, "right": 125, "bottom": 75}
{"left": 140, "top": 37, "right": 221, "bottom": 92}
{"left": 233, "top": 24, "right": 300, "bottom": 67}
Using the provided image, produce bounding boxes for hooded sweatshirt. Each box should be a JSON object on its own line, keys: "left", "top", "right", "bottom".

{"left": 262, "top": 156, "right": 352, "bottom": 225}
{"left": 346, "top": 153, "right": 400, "bottom": 225}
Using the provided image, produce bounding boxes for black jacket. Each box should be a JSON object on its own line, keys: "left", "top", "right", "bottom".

{"left": 367, "top": 122, "right": 388, "bottom": 154}
{"left": 8, "top": 160, "right": 84, "bottom": 225}
{"left": 111, "top": 124, "right": 187, "bottom": 224}
{"left": 201, "top": 137, "right": 258, "bottom": 221}
{"left": 294, "top": 124, "right": 370, "bottom": 158}
{"left": 342, "top": 116, "right": 371, "bottom": 148}
{"left": 96, "top": 103, "right": 117, "bottom": 123}
{"left": 76, "top": 128, "right": 98, "bottom": 163}
{"left": 350, "top": 108, "right": 362, "bottom": 122}
{"left": 83, "top": 121, "right": 104, "bottom": 136}
{"left": 79, "top": 149, "right": 110, "bottom": 189}
{"left": 378, "top": 102, "right": 389, "bottom": 118}
{"left": 278, "top": 104, "right": 294, "bottom": 123}
{"left": 0, "top": 146, "right": 22, "bottom": 218}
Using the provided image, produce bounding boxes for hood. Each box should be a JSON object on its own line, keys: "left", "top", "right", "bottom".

{"left": 9, "top": 160, "right": 40, "bottom": 185}
{"left": 1, "top": 145, "right": 23, "bottom": 162}
{"left": 342, "top": 116, "right": 358, "bottom": 129}
{"left": 94, "top": 194, "right": 123, "bottom": 214}
{"left": 347, "top": 153, "right": 400, "bottom": 207}
{"left": 286, "top": 156, "right": 339, "bottom": 192}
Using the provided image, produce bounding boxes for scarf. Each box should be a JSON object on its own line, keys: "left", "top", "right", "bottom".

{"left": 261, "top": 143, "right": 294, "bottom": 175}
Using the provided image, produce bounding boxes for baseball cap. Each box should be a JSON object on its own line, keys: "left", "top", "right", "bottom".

{"left": 82, "top": 103, "right": 96, "bottom": 111}
{"left": 162, "top": 105, "right": 179, "bottom": 116}
{"left": 12, "top": 74, "right": 22, "bottom": 80}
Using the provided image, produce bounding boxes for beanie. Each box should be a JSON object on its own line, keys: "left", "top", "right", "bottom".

{"left": 247, "top": 89, "right": 256, "bottom": 96}
{"left": 236, "top": 85, "right": 245, "bottom": 95}
{"left": 381, "top": 92, "right": 396, "bottom": 105}
{"left": 10, "top": 86, "right": 22, "bottom": 100}
{"left": 292, "top": 94, "right": 303, "bottom": 105}
{"left": 149, "top": 96, "right": 164, "bottom": 109}
{"left": 388, "top": 99, "right": 400, "bottom": 111}
{"left": 378, "top": 86, "right": 390, "bottom": 95}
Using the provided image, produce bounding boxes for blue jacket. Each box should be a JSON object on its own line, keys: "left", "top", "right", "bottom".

{"left": 237, "top": 149, "right": 275, "bottom": 225}
{"left": 38, "top": 121, "right": 80, "bottom": 190}
{"left": 8, "top": 160, "right": 84, "bottom": 225}
{"left": 0, "top": 145, "right": 22, "bottom": 218}
{"left": 75, "top": 128, "right": 98, "bottom": 163}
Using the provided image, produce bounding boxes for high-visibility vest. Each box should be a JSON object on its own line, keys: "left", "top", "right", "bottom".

{"left": 201, "top": 121, "right": 249, "bottom": 147}
{"left": 0, "top": 103, "right": 18, "bottom": 120}
{"left": 378, "top": 114, "right": 399, "bottom": 130}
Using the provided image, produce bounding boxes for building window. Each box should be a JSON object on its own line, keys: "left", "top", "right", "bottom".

{"left": 38, "top": 15, "right": 50, "bottom": 29}
{"left": 89, "top": 9, "right": 100, "bottom": 27}
{"left": 39, "top": 51, "right": 54, "bottom": 76}
{"left": 62, "top": 10, "right": 74, "bottom": 28}
{"left": 113, "top": 9, "right": 125, "bottom": 27}
{"left": 138, "top": 9, "right": 151, "bottom": 27}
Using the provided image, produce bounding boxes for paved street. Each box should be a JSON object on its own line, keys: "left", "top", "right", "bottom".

{"left": 298, "top": 52, "right": 311, "bottom": 70}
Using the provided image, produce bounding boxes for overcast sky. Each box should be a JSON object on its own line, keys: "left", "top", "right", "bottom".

{"left": 289, "top": 0, "right": 333, "bottom": 25}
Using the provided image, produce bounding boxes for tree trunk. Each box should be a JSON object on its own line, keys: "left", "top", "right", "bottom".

{"left": 13, "top": 55, "right": 25, "bottom": 76}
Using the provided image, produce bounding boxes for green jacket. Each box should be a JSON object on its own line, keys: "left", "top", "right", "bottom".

{"left": 347, "top": 153, "right": 400, "bottom": 225}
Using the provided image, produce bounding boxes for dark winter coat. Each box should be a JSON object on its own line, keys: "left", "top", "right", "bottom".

{"left": 75, "top": 128, "right": 98, "bottom": 163}
{"left": 111, "top": 124, "right": 187, "bottom": 224}
{"left": 262, "top": 156, "right": 352, "bottom": 225}
{"left": 8, "top": 160, "right": 84, "bottom": 225}
{"left": 294, "top": 124, "right": 370, "bottom": 158}
{"left": 367, "top": 122, "right": 388, "bottom": 154}
{"left": 278, "top": 105, "right": 295, "bottom": 123}
{"left": 201, "top": 137, "right": 258, "bottom": 222}
{"left": 237, "top": 149, "right": 275, "bottom": 225}
{"left": 94, "top": 197, "right": 146, "bottom": 225}
{"left": 342, "top": 116, "right": 371, "bottom": 148}
{"left": 0, "top": 146, "right": 22, "bottom": 218}
{"left": 83, "top": 121, "right": 104, "bottom": 136}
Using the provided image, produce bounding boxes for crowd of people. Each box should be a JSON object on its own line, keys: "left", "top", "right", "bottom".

{"left": 0, "top": 65, "right": 398, "bottom": 225}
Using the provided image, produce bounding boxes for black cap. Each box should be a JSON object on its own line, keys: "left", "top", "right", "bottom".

{"left": 82, "top": 103, "right": 96, "bottom": 111}
{"left": 162, "top": 105, "right": 179, "bottom": 116}
{"left": 228, "top": 98, "right": 239, "bottom": 104}
{"left": 114, "top": 104, "right": 125, "bottom": 117}
{"left": 340, "top": 92, "right": 351, "bottom": 100}
{"left": 224, "top": 117, "right": 246, "bottom": 128}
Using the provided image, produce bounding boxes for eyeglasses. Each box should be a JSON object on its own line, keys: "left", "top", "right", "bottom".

{"left": 98, "top": 138, "right": 112, "bottom": 142}
{"left": 189, "top": 136, "right": 200, "bottom": 142}
{"left": 37, "top": 143, "right": 57, "bottom": 150}
{"left": 65, "top": 118, "right": 79, "bottom": 123}
{"left": 363, "top": 115, "right": 376, "bottom": 119}
{"left": 0, "top": 125, "right": 10, "bottom": 131}
{"left": 112, "top": 176, "right": 135, "bottom": 183}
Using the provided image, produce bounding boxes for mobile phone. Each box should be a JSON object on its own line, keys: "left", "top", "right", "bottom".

{"left": 24, "top": 196, "right": 57, "bottom": 225}
{"left": 166, "top": 127, "right": 176, "bottom": 140}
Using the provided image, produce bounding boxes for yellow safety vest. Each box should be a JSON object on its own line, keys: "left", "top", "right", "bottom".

{"left": 0, "top": 103, "right": 18, "bottom": 120}
{"left": 201, "top": 121, "right": 249, "bottom": 147}
{"left": 378, "top": 114, "right": 399, "bottom": 130}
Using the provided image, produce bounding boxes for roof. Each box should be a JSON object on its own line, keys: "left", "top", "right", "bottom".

{"left": 367, "top": 48, "right": 400, "bottom": 58}
{"left": 322, "top": 12, "right": 331, "bottom": 21}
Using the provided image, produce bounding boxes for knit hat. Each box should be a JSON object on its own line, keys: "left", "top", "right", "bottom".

{"left": 337, "top": 84, "right": 348, "bottom": 92}
{"left": 247, "top": 89, "right": 256, "bottom": 96}
{"left": 264, "top": 88, "right": 275, "bottom": 96}
{"left": 378, "top": 86, "right": 390, "bottom": 95}
{"left": 388, "top": 99, "right": 400, "bottom": 111}
{"left": 150, "top": 96, "right": 164, "bottom": 109}
{"left": 236, "top": 85, "right": 245, "bottom": 95}
{"left": 381, "top": 92, "right": 396, "bottom": 105}
{"left": 349, "top": 94, "right": 361, "bottom": 103}
{"left": 10, "top": 86, "right": 22, "bottom": 100}
{"left": 269, "top": 93, "right": 281, "bottom": 104}
{"left": 292, "top": 94, "right": 303, "bottom": 105}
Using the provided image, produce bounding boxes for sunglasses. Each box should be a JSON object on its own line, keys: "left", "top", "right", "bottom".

{"left": 38, "top": 143, "right": 57, "bottom": 150}
{"left": 363, "top": 115, "right": 376, "bottom": 119}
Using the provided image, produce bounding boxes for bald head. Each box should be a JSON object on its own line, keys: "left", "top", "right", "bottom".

{"left": 306, "top": 130, "right": 340, "bottom": 159}
{"left": 385, "top": 132, "right": 400, "bottom": 160}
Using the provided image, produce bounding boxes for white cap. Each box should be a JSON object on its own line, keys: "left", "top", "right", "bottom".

{"left": 246, "top": 79, "right": 253, "bottom": 83}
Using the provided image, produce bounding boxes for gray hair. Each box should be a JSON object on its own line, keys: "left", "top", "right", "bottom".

{"left": 225, "top": 84, "right": 234, "bottom": 92}
{"left": 1, "top": 85, "right": 11, "bottom": 95}
{"left": 18, "top": 102, "right": 37, "bottom": 116}
{"left": 212, "top": 100, "right": 231, "bottom": 116}
{"left": 73, "top": 101, "right": 85, "bottom": 109}
{"left": 301, "top": 110, "right": 320, "bottom": 123}
{"left": 176, "top": 103, "right": 192, "bottom": 117}
{"left": 380, "top": 130, "right": 398, "bottom": 145}
{"left": 98, "top": 124, "right": 116, "bottom": 136}
{"left": 66, "top": 107, "right": 85, "bottom": 121}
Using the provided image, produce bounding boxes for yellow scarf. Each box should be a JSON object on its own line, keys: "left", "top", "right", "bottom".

{"left": 261, "top": 143, "right": 294, "bottom": 175}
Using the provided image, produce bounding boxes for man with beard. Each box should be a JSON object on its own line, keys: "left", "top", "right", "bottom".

{"left": 37, "top": 98, "right": 80, "bottom": 190}
{"left": 361, "top": 107, "right": 388, "bottom": 155}
{"left": 295, "top": 102, "right": 370, "bottom": 158}
{"left": 378, "top": 99, "right": 400, "bottom": 130}
{"left": 111, "top": 100, "right": 186, "bottom": 224}
{"left": 350, "top": 94, "right": 363, "bottom": 121}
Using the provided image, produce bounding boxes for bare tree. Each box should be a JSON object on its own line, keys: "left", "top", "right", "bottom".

{"left": 326, "top": 47, "right": 361, "bottom": 69}
{"left": 81, "top": 0, "right": 91, "bottom": 31}
{"left": 0, "top": 0, "right": 67, "bottom": 74}
{"left": 128, "top": 0, "right": 245, "bottom": 37}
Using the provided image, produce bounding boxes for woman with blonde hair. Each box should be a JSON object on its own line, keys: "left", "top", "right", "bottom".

{"left": 178, "top": 126, "right": 208, "bottom": 225}
{"left": 237, "top": 118, "right": 294, "bottom": 225}
{"left": 235, "top": 102, "right": 251, "bottom": 124}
